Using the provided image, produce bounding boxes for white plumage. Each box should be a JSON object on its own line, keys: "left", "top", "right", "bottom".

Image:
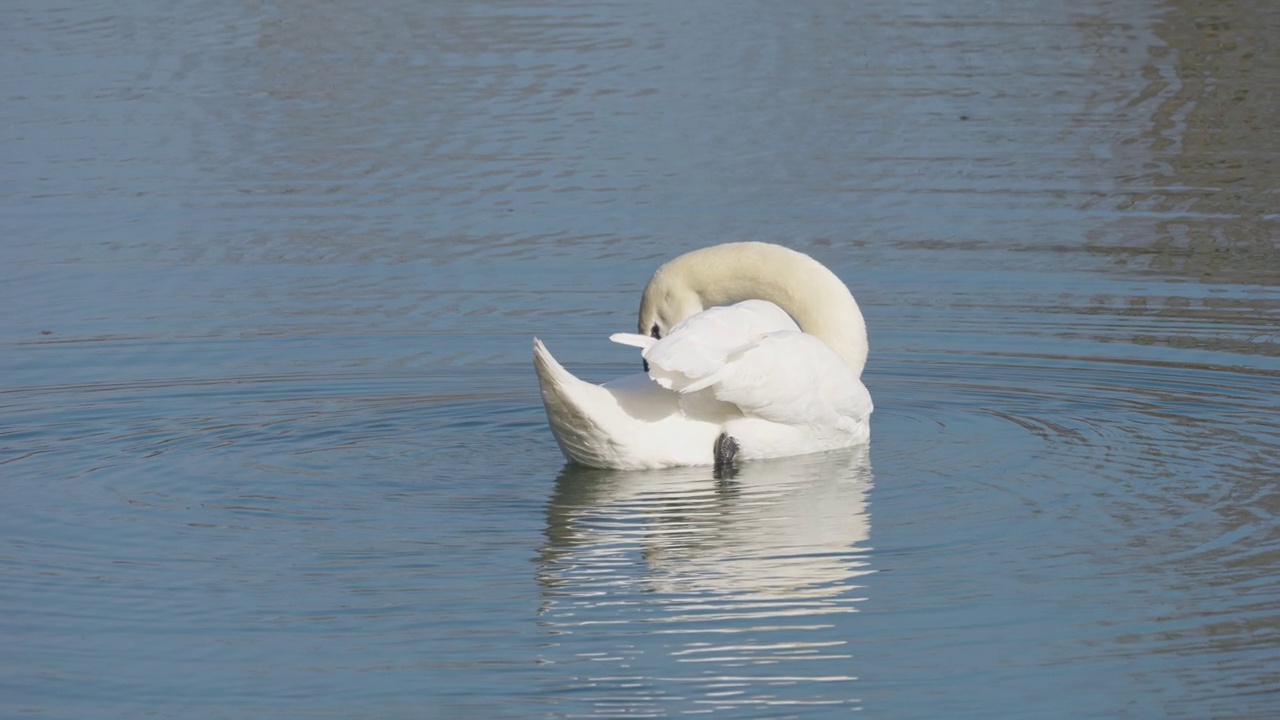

{"left": 533, "top": 243, "right": 872, "bottom": 470}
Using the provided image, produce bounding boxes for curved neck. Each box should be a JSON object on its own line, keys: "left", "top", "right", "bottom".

{"left": 640, "top": 242, "right": 868, "bottom": 376}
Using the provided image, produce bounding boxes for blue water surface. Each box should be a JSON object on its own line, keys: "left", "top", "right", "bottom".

{"left": 3, "top": 0, "right": 1279, "bottom": 718}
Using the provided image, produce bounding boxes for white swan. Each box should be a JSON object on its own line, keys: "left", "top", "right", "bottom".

{"left": 533, "top": 242, "right": 871, "bottom": 470}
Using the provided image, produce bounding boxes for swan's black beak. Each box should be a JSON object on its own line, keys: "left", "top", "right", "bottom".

{"left": 643, "top": 324, "right": 659, "bottom": 373}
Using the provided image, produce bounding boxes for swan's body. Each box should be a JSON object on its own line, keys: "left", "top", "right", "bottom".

{"left": 533, "top": 242, "right": 871, "bottom": 470}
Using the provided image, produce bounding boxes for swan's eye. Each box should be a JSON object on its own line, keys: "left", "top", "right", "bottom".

{"left": 650, "top": 324, "right": 661, "bottom": 339}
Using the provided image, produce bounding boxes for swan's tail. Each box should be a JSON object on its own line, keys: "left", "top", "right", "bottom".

{"left": 533, "top": 338, "right": 626, "bottom": 468}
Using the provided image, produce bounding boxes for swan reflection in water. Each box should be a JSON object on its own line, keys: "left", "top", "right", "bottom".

{"left": 536, "top": 448, "right": 873, "bottom": 713}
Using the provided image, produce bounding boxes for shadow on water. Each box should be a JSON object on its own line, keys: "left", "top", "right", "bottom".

{"left": 535, "top": 448, "right": 873, "bottom": 715}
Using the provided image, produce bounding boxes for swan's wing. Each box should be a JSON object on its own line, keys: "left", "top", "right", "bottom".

{"left": 637, "top": 301, "right": 799, "bottom": 391}
{"left": 634, "top": 302, "right": 871, "bottom": 427}
{"left": 697, "top": 331, "right": 873, "bottom": 427}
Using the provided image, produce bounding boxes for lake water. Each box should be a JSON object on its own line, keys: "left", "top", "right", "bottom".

{"left": 3, "top": 0, "right": 1279, "bottom": 717}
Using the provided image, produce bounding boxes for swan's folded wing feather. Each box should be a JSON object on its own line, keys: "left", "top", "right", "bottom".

{"left": 703, "top": 331, "right": 872, "bottom": 426}
{"left": 609, "top": 333, "right": 655, "bottom": 350}
{"left": 634, "top": 301, "right": 870, "bottom": 428}
{"left": 640, "top": 301, "right": 799, "bottom": 392}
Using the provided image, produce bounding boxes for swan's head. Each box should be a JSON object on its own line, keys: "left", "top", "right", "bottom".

{"left": 637, "top": 273, "right": 704, "bottom": 340}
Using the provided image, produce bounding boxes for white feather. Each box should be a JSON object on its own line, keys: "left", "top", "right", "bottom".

{"left": 607, "top": 333, "right": 655, "bottom": 350}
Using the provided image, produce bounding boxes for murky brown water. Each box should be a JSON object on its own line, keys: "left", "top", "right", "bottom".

{"left": 3, "top": 0, "right": 1278, "bottom": 717}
